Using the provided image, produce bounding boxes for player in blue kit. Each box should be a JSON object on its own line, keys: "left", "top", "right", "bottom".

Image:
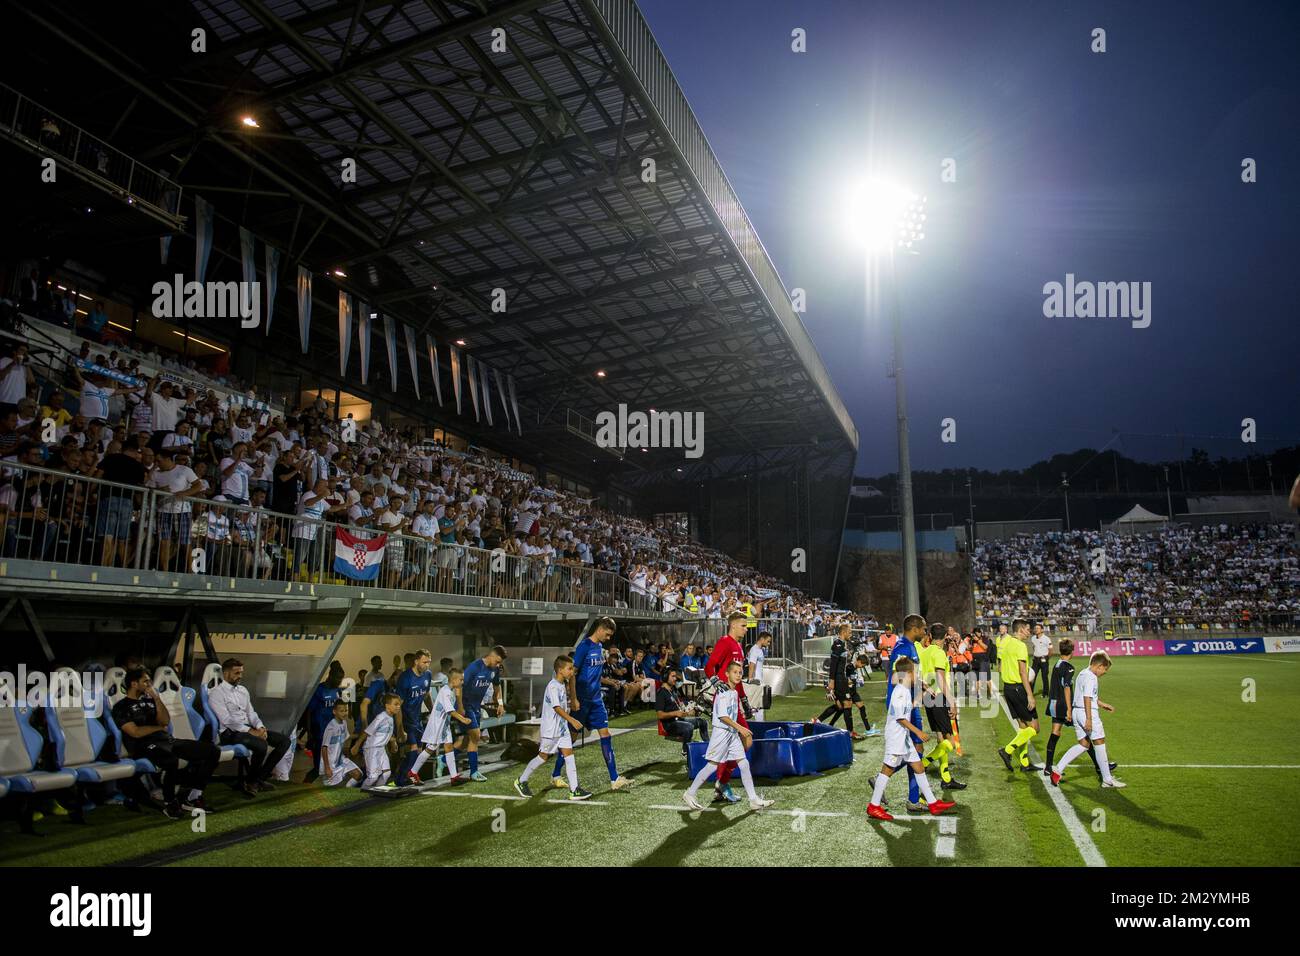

{"left": 881, "top": 614, "right": 928, "bottom": 812}
{"left": 393, "top": 649, "right": 433, "bottom": 782}
{"left": 551, "top": 616, "right": 634, "bottom": 791}
{"left": 458, "top": 646, "right": 507, "bottom": 782}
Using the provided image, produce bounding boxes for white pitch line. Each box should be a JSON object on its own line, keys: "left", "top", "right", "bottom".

{"left": 1121, "top": 763, "right": 1300, "bottom": 769}
{"left": 420, "top": 791, "right": 527, "bottom": 801}
{"left": 998, "top": 695, "right": 1107, "bottom": 868}
{"left": 938, "top": 817, "right": 958, "bottom": 835}
{"left": 545, "top": 799, "right": 610, "bottom": 806}
{"left": 766, "top": 809, "right": 849, "bottom": 818}
{"left": 934, "top": 835, "right": 956, "bottom": 858}
{"left": 649, "top": 803, "right": 718, "bottom": 812}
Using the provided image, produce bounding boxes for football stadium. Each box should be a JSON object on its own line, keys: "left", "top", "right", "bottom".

{"left": 0, "top": 0, "right": 1296, "bottom": 917}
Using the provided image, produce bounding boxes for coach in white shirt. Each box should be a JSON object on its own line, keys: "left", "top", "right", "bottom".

{"left": 208, "top": 658, "right": 291, "bottom": 793}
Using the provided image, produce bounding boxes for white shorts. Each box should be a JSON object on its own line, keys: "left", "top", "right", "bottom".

{"left": 421, "top": 717, "right": 452, "bottom": 747}
{"left": 363, "top": 745, "right": 390, "bottom": 774}
{"left": 704, "top": 728, "right": 745, "bottom": 764}
{"left": 1073, "top": 713, "right": 1104, "bottom": 740}
{"left": 539, "top": 730, "right": 573, "bottom": 755}
{"left": 322, "top": 756, "right": 359, "bottom": 786}
{"left": 882, "top": 741, "right": 921, "bottom": 769}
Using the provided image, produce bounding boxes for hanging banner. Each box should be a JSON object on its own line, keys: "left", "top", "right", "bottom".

{"left": 404, "top": 325, "right": 420, "bottom": 400}
{"left": 427, "top": 335, "right": 443, "bottom": 407}
{"left": 493, "top": 367, "right": 511, "bottom": 432}
{"left": 479, "top": 358, "right": 494, "bottom": 426}
{"left": 296, "top": 266, "right": 312, "bottom": 354}
{"left": 508, "top": 374, "right": 522, "bottom": 435}
{"left": 263, "top": 244, "right": 281, "bottom": 337}
{"left": 449, "top": 345, "right": 463, "bottom": 415}
{"left": 339, "top": 292, "right": 354, "bottom": 379}
{"left": 333, "top": 528, "right": 387, "bottom": 581}
{"left": 383, "top": 314, "right": 399, "bottom": 392}
{"left": 239, "top": 226, "right": 256, "bottom": 291}
{"left": 194, "top": 195, "right": 215, "bottom": 285}
{"left": 466, "top": 353, "right": 481, "bottom": 422}
{"left": 357, "top": 303, "right": 370, "bottom": 385}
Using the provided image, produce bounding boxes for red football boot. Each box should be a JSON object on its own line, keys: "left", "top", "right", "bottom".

{"left": 927, "top": 800, "right": 957, "bottom": 815}
{"left": 867, "top": 803, "right": 894, "bottom": 821}
{"left": 1050, "top": 771, "right": 1062, "bottom": 787}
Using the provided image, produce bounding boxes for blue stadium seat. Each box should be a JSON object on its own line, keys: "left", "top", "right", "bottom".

{"left": 199, "top": 662, "right": 251, "bottom": 763}
{"left": 44, "top": 669, "right": 139, "bottom": 786}
{"left": 0, "top": 675, "right": 77, "bottom": 806}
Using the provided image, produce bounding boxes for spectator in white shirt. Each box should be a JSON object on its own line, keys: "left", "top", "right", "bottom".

{"left": 208, "top": 658, "right": 291, "bottom": 794}
{"left": 145, "top": 375, "right": 185, "bottom": 450}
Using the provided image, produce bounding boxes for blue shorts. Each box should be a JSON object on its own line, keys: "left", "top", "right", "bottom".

{"left": 463, "top": 707, "right": 482, "bottom": 730}
{"left": 572, "top": 696, "right": 608, "bottom": 732}
{"left": 96, "top": 496, "right": 133, "bottom": 538}
{"left": 404, "top": 716, "right": 425, "bottom": 745}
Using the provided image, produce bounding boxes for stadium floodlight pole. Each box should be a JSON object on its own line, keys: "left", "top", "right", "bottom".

{"left": 966, "top": 472, "right": 976, "bottom": 547}
{"left": 1164, "top": 465, "right": 1174, "bottom": 520}
{"left": 1061, "top": 472, "right": 1071, "bottom": 531}
{"left": 847, "top": 179, "right": 927, "bottom": 615}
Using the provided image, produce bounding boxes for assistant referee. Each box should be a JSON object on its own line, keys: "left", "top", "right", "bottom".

{"left": 997, "top": 618, "right": 1040, "bottom": 772}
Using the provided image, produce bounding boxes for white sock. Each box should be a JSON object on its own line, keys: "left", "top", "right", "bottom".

{"left": 685, "top": 762, "right": 714, "bottom": 798}
{"left": 1095, "top": 743, "right": 1114, "bottom": 783}
{"left": 564, "top": 754, "right": 579, "bottom": 790}
{"left": 187, "top": 789, "right": 202, "bottom": 802}
{"left": 915, "top": 768, "right": 938, "bottom": 804}
{"left": 519, "top": 755, "right": 545, "bottom": 783}
{"left": 1056, "top": 744, "right": 1088, "bottom": 773}
{"left": 737, "top": 758, "right": 759, "bottom": 800}
{"left": 410, "top": 749, "right": 432, "bottom": 775}
{"left": 444, "top": 749, "right": 457, "bottom": 777}
{"left": 870, "top": 771, "right": 889, "bottom": 806}
{"left": 345, "top": 778, "right": 360, "bottom": 788}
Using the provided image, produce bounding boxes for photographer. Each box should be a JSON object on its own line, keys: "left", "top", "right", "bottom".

{"left": 656, "top": 668, "right": 707, "bottom": 757}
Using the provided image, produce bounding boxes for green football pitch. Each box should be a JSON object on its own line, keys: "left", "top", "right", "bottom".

{"left": 3, "top": 654, "right": 1297, "bottom": 867}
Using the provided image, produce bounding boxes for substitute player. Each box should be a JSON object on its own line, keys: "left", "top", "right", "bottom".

{"left": 319, "top": 699, "right": 362, "bottom": 787}
{"left": 1051, "top": 651, "right": 1126, "bottom": 788}
{"left": 997, "top": 619, "right": 1041, "bottom": 773}
{"left": 867, "top": 658, "right": 956, "bottom": 821}
{"left": 393, "top": 649, "right": 433, "bottom": 783}
{"left": 459, "top": 646, "right": 507, "bottom": 782}
{"left": 514, "top": 655, "right": 593, "bottom": 800}
{"left": 550, "top": 617, "right": 633, "bottom": 791}
{"left": 920, "top": 623, "right": 966, "bottom": 791}
{"left": 682, "top": 661, "right": 773, "bottom": 811}
{"left": 407, "top": 667, "right": 471, "bottom": 784}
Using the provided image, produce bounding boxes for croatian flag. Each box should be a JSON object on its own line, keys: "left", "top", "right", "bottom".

{"left": 333, "top": 528, "right": 387, "bottom": 581}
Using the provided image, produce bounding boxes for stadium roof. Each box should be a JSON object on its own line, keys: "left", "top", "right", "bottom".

{"left": 6, "top": 0, "right": 857, "bottom": 479}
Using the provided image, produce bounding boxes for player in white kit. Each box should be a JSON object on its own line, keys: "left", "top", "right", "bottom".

{"left": 513, "top": 656, "right": 592, "bottom": 800}
{"left": 351, "top": 692, "right": 400, "bottom": 788}
{"left": 682, "top": 661, "right": 773, "bottom": 811}
{"left": 319, "top": 699, "right": 362, "bottom": 787}
{"left": 866, "top": 658, "right": 956, "bottom": 821}
{"left": 1050, "top": 651, "right": 1126, "bottom": 788}
{"left": 407, "top": 668, "right": 472, "bottom": 784}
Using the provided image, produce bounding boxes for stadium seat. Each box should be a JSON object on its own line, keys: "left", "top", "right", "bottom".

{"left": 153, "top": 666, "right": 241, "bottom": 768}
{"left": 44, "top": 668, "right": 139, "bottom": 786}
{"left": 104, "top": 667, "right": 127, "bottom": 708}
{"left": 0, "top": 674, "right": 77, "bottom": 832}
{"left": 198, "top": 663, "right": 252, "bottom": 765}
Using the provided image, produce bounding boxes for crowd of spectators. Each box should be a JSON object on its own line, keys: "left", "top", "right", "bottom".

{"left": 973, "top": 525, "right": 1300, "bottom": 633}
{"left": 0, "top": 334, "right": 864, "bottom": 631}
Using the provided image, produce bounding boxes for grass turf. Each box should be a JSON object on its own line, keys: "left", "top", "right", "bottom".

{"left": 2, "top": 654, "right": 1296, "bottom": 866}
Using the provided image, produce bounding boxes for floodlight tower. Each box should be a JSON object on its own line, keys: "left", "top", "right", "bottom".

{"left": 849, "top": 180, "right": 927, "bottom": 616}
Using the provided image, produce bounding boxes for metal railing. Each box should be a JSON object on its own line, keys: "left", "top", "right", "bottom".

{"left": 0, "top": 83, "right": 183, "bottom": 227}
{"left": 0, "top": 461, "right": 649, "bottom": 611}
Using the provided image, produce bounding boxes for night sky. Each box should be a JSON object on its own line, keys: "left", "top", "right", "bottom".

{"left": 637, "top": 0, "right": 1300, "bottom": 474}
